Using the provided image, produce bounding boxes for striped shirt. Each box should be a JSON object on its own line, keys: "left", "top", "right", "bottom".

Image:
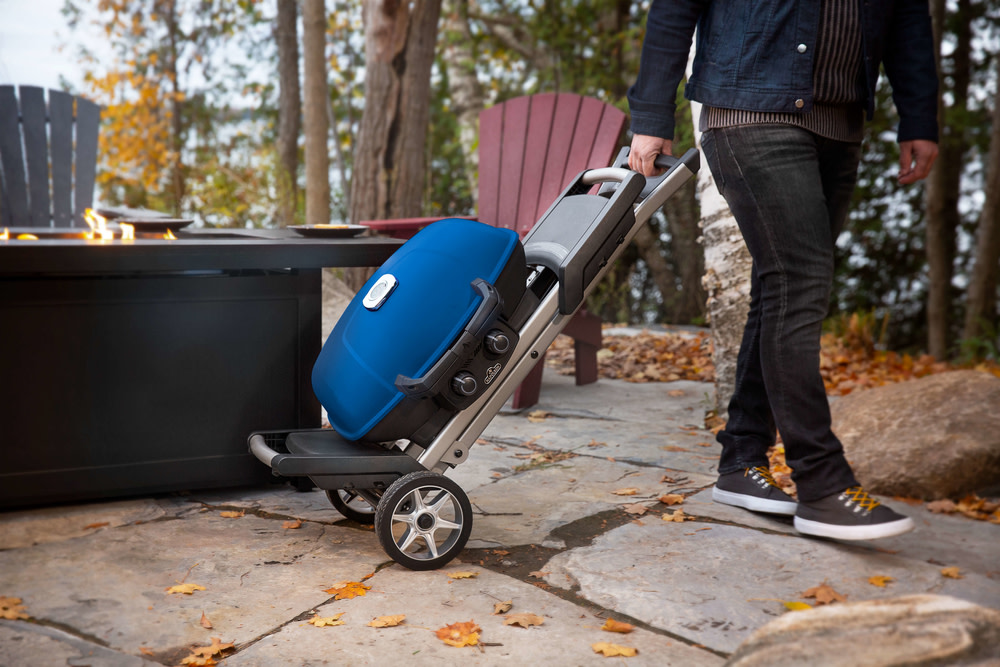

{"left": 701, "top": 0, "right": 865, "bottom": 143}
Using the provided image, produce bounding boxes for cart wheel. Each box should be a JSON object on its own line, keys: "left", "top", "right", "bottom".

{"left": 326, "top": 489, "right": 376, "bottom": 524}
{"left": 374, "top": 471, "right": 473, "bottom": 571}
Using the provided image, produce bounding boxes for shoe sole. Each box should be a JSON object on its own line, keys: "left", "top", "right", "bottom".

{"left": 793, "top": 515, "right": 915, "bottom": 541}
{"left": 712, "top": 486, "right": 797, "bottom": 516}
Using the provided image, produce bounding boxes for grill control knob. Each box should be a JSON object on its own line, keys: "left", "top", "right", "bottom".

{"left": 452, "top": 372, "right": 478, "bottom": 397}
{"left": 485, "top": 330, "right": 510, "bottom": 355}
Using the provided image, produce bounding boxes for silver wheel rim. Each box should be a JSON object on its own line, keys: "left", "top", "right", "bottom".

{"left": 388, "top": 484, "right": 465, "bottom": 562}
{"left": 337, "top": 489, "right": 374, "bottom": 516}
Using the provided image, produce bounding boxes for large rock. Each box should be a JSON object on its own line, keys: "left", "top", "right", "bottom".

{"left": 727, "top": 595, "right": 1000, "bottom": 667}
{"left": 831, "top": 370, "right": 1000, "bottom": 499}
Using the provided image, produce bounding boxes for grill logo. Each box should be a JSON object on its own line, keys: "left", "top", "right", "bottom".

{"left": 484, "top": 363, "right": 502, "bottom": 385}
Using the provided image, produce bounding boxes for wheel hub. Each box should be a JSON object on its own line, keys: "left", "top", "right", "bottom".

{"left": 416, "top": 512, "right": 435, "bottom": 530}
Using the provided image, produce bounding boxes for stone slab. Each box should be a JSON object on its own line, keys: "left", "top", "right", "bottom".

{"left": 225, "top": 564, "right": 724, "bottom": 667}
{"left": 542, "top": 519, "right": 1000, "bottom": 654}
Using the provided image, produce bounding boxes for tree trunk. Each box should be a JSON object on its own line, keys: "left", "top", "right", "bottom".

{"left": 925, "top": 0, "right": 971, "bottom": 358}
{"left": 664, "top": 177, "right": 706, "bottom": 323}
{"left": 348, "top": 0, "right": 442, "bottom": 290}
{"left": 689, "top": 48, "right": 751, "bottom": 419}
{"left": 275, "top": 0, "right": 300, "bottom": 226}
{"left": 962, "top": 58, "right": 1000, "bottom": 343}
{"left": 351, "top": 0, "right": 442, "bottom": 223}
{"left": 165, "top": 0, "right": 185, "bottom": 216}
{"left": 442, "top": 0, "right": 483, "bottom": 208}
{"left": 302, "top": 0, "right": 331, "bottom": 227}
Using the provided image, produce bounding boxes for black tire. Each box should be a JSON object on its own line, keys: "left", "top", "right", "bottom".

{"left": 374, "top": 471, "right": 473, "bottom": 571}
{"left": 326, "top": 489, "right": 376, "bottom": 524}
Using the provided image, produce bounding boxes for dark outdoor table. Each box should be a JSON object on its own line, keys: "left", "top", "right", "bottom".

{"left": 0, "top": 227, "right": 403, "bottom": 275}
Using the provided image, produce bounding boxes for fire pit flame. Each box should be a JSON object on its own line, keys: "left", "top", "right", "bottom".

{"left": 83, "top": 208, "right": 114, "bottom": 241}
{"left": 120, "top": 223, "right": 135, "bottom": 241}
{"left": 1, "top": 228, "right": 8, "bottom": 241}
{"left": 164, "top": 229, "right": 177, "bottom": 240}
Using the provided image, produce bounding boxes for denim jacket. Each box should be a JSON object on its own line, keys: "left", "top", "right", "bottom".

{"left": 628, "top": 0, "right": 939, "bottom": 144}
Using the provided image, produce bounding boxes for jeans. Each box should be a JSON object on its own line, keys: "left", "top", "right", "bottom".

{"left": 701, "top": 124, "right": 861, "bottom": 503}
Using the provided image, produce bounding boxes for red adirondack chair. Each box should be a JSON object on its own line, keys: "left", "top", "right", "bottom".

{"left": 363, "top": 92, "right": 627, "bottom": 409}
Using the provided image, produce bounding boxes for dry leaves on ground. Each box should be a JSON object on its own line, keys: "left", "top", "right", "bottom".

{"left": 219, "top": 510, "right": 245, "bottom": 518}
{"left": 661, "top": 509, "right": 692, "bottom": 523}
{"left": 547, "top": 331, "right": 713, "bottom": 384}
{"left": 435, "top": 620, "right": 481, "bottom": 647}
{"left": 282, "top": 519, "right": 302, "bottom": 529}
{"left": 0, "top": 596, "right": 29, "bottom": 620}
{"left": 601, "top": 618, "right": 634, "bottom": 634}
{"left": 926, "top": 495, "right": 1000, "bottom": 523}
{"left": 941, "top": 567, "right": 964, "bottom": 579}
{"left": 801, "top": 583, "right": 847, "bottom": 605}
{"left": 592, "top": 642, "right": 638, "bottom": 657}
{"left": 180, "top": 637, "right": 234, "bottom": 666}
{"left": 165, "top": 584, "right": 206, "bottom": 595}
{"left": 200, "top": 612, "right": 213, "bottom": 629}
{"left": 622, "top": 503, "right": 648, "bottom": 516}
{"left": 503, "top": 612, "right": 545, "bottom": 628}
{"left": 659, "top": 494, "right": 684, "bottom": 506}
{"left": 612, "top": 488, "right": 639, "bottom": 496}
{"left": 309, "top": 612, "right": 345, "bottom": 627}
{"left": 493, "top": 600, "right": 513, "bottom": 615}
{"left": 868, "top": 575, "right": 894, "bottom": 588}
{"left": 447, "top": 571, "right": 479, "bottom": 579}
{"left": 368, "top": 614, "right": 406, "bottom": 628}
{"left": 783, "top": 601, "right": 813, "bottom": 612}
{"left": 323, "top": 581, "right": 371, "bottom": 599}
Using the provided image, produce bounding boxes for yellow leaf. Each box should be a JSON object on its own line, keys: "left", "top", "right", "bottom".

{"left": 591, "top": 642, "right": 638, "bottom": 657}
{"left": 661, "top": 509, "right": 689, "bottom": 522}
{"left": 184, "top": 637, "right": 234, "bottom": 663}
{"left": 659, "top": 494, "right": 684, "bottom": 506}
{"left": 368, "top": 614, "right": 405, "bottom": 628}
{"left": 492, "top": 600, "right": 513, "bottom": 615}
{"left": 868, "top": 575, "right": 894, "bottom": 588}
{"left": 941, "top": 567, "right": 964, "bottom": 579}
{"left": 612, "top": 487, "right": 639, "bottom": 496}
{"left": 447, "top": 571, "right": 479, "bottom": 579}
{"left": 503, "top": 612, "right": 544, "bottom": 628}
{"left": 309, "top": 612, "right": 345, "bottom": 627}
{"left": 0, "top": 596, "right": 29, "bottom": 620}
{"left": 282, "top": 520, "right": 302, "bottom": 529}
{"left": 200, "top": 611, "right": 213, "bottom": 629}
{"left": 165, "top": 584, "right": 206, "bottom": 595}
{"left": 219, "top": 511, "right": 244, "bottom": 518}
{"left": 323, "top": 581, "right": 371, "bottom": 599}
{"left": 601, "top": 618, "right": 634, "bottom": 634}
{"left": 783, "top": 601, "right": 813, "bottom": 612}
{"left": 435, "top": 620, "right": 481, "bottom": 647}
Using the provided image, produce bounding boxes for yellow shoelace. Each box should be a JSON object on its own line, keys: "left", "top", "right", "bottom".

{"left": 747, "top": 466, "right": 780, "bottom": 488}
{"left": 843, "top": 486, "right": 881, "bottom": 511}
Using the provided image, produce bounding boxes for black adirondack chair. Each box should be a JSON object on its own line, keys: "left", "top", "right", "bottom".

{"left": 0, "top": 85, "right": 101, "bottom": 227}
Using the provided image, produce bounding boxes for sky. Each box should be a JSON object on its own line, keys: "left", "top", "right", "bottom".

{"left": 0, "top": 0, "right": 89, "bottom": 92}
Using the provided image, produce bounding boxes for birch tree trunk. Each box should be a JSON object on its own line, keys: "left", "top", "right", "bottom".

{"left": 275, "top": 0, "right": 300, "bottom": 226}
{"left": 689, "top": 47, "right": 751, "bottom": 420}
{"left": 442, "top": 0, "right": 484, "bottom": 208}
{"left": 303, "top": 0, "right": 331, "bottom": 227}
{"left": 962, "top": 64, "right": 1000, "bottom": 343}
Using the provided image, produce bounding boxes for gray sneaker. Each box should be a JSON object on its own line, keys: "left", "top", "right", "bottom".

{"left": 794, "top": 486, "right": 915, "bottom": 540}
{"left": 712, "top": 466, "right": 797, "bottom": 515}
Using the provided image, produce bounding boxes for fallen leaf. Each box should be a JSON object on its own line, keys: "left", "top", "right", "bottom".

{"left": 695, "top": 441, "right": 714, "bottom": 447}
{"left": 527, "top": 410, "right": 551, "bottom": 423}
{"left": 219, "top": 511, "right": 244, "bottom": 518}
{"left": 592, "top": 642, "right": 638, "bottom": 657}
{"left": 282, "top": 520, "right": 302, "bottom": 530}
{"left": 661, "top": 509, "right": 690, "bottom": 522}
{"left": 184, "top": 637, "right": 234, "bottom": 662}
{"left": 368, "top": 614, "right": 406, "bottom": 628}
{"left": 83, "top": 522, "right": 110, "bottom": 530}
{"left": 941, "top": 566, "right": 964, "bottom": 579}
{"left": 0, "top": 596, "right": 29, "bottom": 620}
{"left": 587, "top": 439, "right": 607, "bottom": 447}
{"left": 783, "top": 601, "right": 813, "bottom": 612}
{"left": 868, "top": 575, "right": 894, "bottom": 588}
{"left": 309, "top": 612, "right": 345, "bottom": 627}
{"left": 801, "top": 583, "right": 846, "bottom": 605}
{"left": 528, "top": 570, "right": 549, "bottom": 579}
{"left": 435, "top": 620, "right": 481, "bottom": 647}
{"left": 667, "top": 390, "right": 686, "bottom": 397}
{"left": 447, "top": 571, "right": 479, "bottom": 579}
{"left": 492, "top": 600, "right": 513, "bottom": 615}
{"left": 612, "top": 487, "right": 639, "bottom": 496}
{"left": 503, "top": 612, "right": 545, "bottom": 628}
{"left": 166, "top": 584, "right": 206, "bottom": 595}
{"left": 601, "top": 618, "right": 634, "bottom": 634}
{"left": 200, "top": 611, "right": 213, "bottom": 629}
{"left": 323, "top": 581, "right": 371, "bottom": 599}
{"left": 659, "top": 493, "right": 684, "bottom": 506}
{"left": 622, "top": 503, "right": 648, "bottom": 516}
{"left": 139, "top": 647, "right": 155, "bottom": 656}
{"left": 660, "top": 445, "right": 690, "bottom": 452}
